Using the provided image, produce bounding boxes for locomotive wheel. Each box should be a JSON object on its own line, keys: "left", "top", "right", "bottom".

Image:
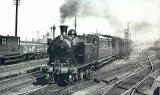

{"left": 74, "top": 74, "right": 79, "bottom": 82}
{"left": 91, "top": 66, "right": 96, "bottom": 71}
{"left": 68, "top": 74, "right": 74, "bottom": 84}
{"left": 83, "top": 74, "right": 88, "bottom": 80}
{"left": 79, "top": 72, "right": 84, "bottom": 80}
{"left": 84, "top": 70, "right": 90, "bottom": 80}
{"left": 45, "top": 74, "right": 51, "bottom": 83}
{"left": 88, "top": 69, "right": 92, "bottom": 77}
{"left": 95, "top": 64, "right": 99, "bottom": 70}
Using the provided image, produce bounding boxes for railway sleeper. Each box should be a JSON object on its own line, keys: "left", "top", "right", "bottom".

{"left": 102, "top": 78, "right": 118, "bottom": 85}
{"left": 0, "top": 66, "right": 42, "bottom": 82}
{"left": 94, "top": 77, "right": 118, "bottom": 84}
{"left": 0, "top": 73, "right": 21, "bottom": 81}
{"left": 27, "top": 67, "right": 41, "bottom": 73}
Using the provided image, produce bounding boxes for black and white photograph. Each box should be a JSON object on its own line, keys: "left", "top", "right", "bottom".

{"left": 0, "top": 0, "right": 160, "bottom": 95}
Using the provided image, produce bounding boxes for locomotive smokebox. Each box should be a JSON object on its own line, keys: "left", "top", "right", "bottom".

{"left": 60, "top": 25, "right": 68, "bottom": 36}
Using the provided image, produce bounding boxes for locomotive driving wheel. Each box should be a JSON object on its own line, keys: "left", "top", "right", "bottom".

{"left": 68, "top": 74, "right": 74, "bottom": 84}
{"left": 83, "top": 70, "right": 89, "bottom": 80}
{"left": 83, "top": 69, "right": 92, "bottom": 80}
{"left": 79, "top": 72, "right": 84, "bottom": 80}
{"left": 74, "top": 74, "right": 79, "bottom": 82}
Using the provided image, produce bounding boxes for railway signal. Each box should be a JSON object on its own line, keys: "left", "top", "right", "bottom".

{"left": 13, "top": 0, "right": 20, "bottom": 36}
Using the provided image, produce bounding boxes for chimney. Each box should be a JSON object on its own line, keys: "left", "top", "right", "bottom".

{"left": 60, "top": 25, "right": 68, "bottom": 36}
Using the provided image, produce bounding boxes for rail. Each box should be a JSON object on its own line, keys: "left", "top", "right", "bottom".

{"left": 86, "top": 52, "right": 156, "bottom": 95}
{"left": 101, "top": 54, "right": 158, "bottom": 95}
{"left": 121, "top": 54, "right": 154, "bottom": 95}
{"left": 0, "top": 70, "right": 46, "bottom": 93}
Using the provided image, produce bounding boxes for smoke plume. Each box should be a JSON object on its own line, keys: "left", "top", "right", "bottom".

{"left": 133, "top": 22, "right": 153, "bottom": 32}
{"left": 60, "top": 0, "right": 80, "bottom": 23}
{"left": 60, "top": 0, "right": 160, "bottom": 43}
{"left": 60, "top": 0, "right": 119, "bottom": 25}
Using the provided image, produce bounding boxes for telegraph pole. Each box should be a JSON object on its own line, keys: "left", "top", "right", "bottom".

{"left": 13, "top": 0, "right": 20, "bottom": 36}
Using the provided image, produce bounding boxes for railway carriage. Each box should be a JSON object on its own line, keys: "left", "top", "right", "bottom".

{"left": 46, "top": 25, "right": 132, "bottom": 85}
{"left": 20, "top": 41, "right": 48, "bottom": 60}
{"left": 0, "top": 35, "right": 48, "bottom": 64}
{"left": 0, "top": 35, "right": 21, "bottom": 64}
{"left": 0, "top": 35, "right": 20, "bottom": 56}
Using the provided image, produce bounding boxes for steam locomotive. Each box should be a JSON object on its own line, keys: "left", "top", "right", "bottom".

{"left": 46, "top": 25, "right": 132, "bottom": 85}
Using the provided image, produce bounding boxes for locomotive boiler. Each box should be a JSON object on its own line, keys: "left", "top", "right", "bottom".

{"left": 47, "top": 25, "right": 132, "bottom": 85}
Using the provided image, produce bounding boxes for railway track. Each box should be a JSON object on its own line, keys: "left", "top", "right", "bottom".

{"left": 0, "top": 70, "right": 46, "bottom": 94}
{"left": 14, "top": 51, "right": 157, "bottom": 95}
{"left": 13, "top": 56, "right": 118, "bottom": 95}
{"left": 14, "top": 55, "right": 117, "bottom": 95}
{"left": 50, "top": 52, "right": 155, "bottom": 95}
{"left": 0, "top": 58, "right": 48, "bottom": 81}
{"left": 17, "top": 81, "right": 74, "bottom": 95}
{"left": 55, "top": 52, "right": 156, "bottom": 95}
{"left": 121, "top": 56, "right": 160, "bottom": 95}
{"left": 89, "top": 54, "right": 160, "bottom": 95}
{"left": 0, "top": 58, "right": 48, "bottom": 72}
{"left": 59, "top": 63, "right": 144, "bottom": 94}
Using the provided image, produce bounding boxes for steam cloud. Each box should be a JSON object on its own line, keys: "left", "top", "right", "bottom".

{"left": 133, "top": 22, "right": 153, "bottom": 32}
{"left": 60, "top": 0, "right": 160, "bottom": 43}
{"left": 60, "top": 0, "right": 80, "bottom": 23}
{"left": 60, "top": 0, "right": 120, "bottom": 25}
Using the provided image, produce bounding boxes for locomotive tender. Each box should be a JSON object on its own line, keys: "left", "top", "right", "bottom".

{"left": 47, "top": 25, "right": 132, "bottom": 85}
{"left": 0, "top": 35, "right": 48, "bottom": 64}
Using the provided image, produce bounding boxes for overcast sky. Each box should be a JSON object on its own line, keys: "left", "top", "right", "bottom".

{"left": 0, "top": 0, "right": 160, "bottom": 42}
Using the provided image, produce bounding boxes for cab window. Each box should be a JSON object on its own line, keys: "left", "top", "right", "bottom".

{"left": 2, "top": 37, "right": 6, "bottom": 45}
